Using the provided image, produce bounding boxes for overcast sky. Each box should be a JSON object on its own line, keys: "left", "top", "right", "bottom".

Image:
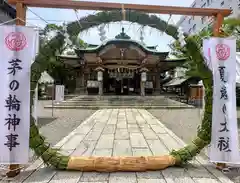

{"left": 26, "top": 0, "right": 195, "bottom": 51}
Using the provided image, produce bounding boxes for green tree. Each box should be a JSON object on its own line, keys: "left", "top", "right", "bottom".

{"left": 38, "top": 24, "right": 85, "bottom": 90}
{"left": 169, "top": 18, "right": 240, "bottom": 77}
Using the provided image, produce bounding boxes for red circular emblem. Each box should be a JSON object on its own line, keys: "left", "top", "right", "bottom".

{"left": 5, "top": 32, "right": 27, "bottom": 51}
{"left": 216, "top": 44, "right": 230, "bottom": 61}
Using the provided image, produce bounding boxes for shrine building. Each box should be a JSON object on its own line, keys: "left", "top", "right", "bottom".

{"left": 58, "top": 28, "right": 186, "bottom": 96}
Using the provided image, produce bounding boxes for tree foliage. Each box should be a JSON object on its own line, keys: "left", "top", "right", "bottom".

{"left": 169, "top": 18, "right": 240, "bottom": 78}
{"left": 66, "top": 10, "right": 179, "bottom": 40}
{"left": 37, "top": 24, "right": 77, "bottom": 86}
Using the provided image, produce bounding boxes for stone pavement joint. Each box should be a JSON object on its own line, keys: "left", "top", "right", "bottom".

{"left": 5, "top": 109, "right": 234, "bottom": 183}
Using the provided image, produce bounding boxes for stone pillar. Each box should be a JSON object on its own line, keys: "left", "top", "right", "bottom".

{"left": 140, "top": 80, "right": 145, "bottom": 96}
{"left": 155, "top": 72, "right": 160, "bottom": 94}
{"left": 75, "top": 70, "right": 83, "bottom": 94}
{"left": 95, "top": 67, "right": 104, "bottom": 96}
{"left": 75, "top": 75, "right": 81, "bottom": 88}
{"left": 140, "top": 70, "right": 147, "bottom": 96}
{"left": 81, "top": 72, "right": 85, "bottom": 93}
{"left": 75, "top": 68, "right": 86, "bottom": 94}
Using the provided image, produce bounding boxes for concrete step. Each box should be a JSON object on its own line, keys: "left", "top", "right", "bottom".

{"left": 46, "top": 95, "right": 194, "bottom": 109}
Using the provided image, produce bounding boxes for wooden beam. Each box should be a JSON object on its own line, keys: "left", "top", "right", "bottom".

{"left": 213, "top": 13, "right": 224, "bottom": 37}
{"left": 16, "top": 2, "right": 26, "bottom": 26}
{"left": 8, "top": 0, "right": 231, "bottom": 17}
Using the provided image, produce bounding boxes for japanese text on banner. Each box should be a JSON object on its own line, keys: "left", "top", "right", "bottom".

{"left": 208, "top": 37, "right": 240, "bottom": 164}
{"left": 0, "top": 26, "right": 37, "bottom": 164}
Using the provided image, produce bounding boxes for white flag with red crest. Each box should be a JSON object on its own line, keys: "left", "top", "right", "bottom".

{"left": 208, "top": 37, "right": 240, "bottom": 164}
{"left": 0, "top": 26, "right": 36, "bottom": 164}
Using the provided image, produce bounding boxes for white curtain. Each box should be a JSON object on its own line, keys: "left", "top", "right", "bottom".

{"left": 236, "top": 52, "right": 240, "bottom": 85}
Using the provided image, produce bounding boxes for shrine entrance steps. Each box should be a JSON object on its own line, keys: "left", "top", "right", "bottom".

{"left": 45, "top": 95, "right": 194, "bottom": 109}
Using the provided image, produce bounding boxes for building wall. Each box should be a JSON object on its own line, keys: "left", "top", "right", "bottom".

{"left": 0, "top": 9, "right": 12, "bottom": 24}
{"left": 0, "top": 1, "right": 16, "bottom": 25}
{"left": 177, "top": 0, "right": 240, "bottom": 34}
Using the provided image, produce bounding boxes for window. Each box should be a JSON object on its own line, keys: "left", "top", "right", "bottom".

{"left": 221, "top": 1, "right": 224, "bottom": 6}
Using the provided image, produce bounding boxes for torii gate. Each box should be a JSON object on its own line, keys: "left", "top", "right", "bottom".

{"left": 9, "top": 0, "right": 231, "bottom": 36}
{"left": 7, "top": 0, "right": 232, "bottom": 177}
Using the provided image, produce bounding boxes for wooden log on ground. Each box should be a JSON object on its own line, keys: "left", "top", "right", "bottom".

{"left": 67, "top": 155, "right": 176, "bottom": 172}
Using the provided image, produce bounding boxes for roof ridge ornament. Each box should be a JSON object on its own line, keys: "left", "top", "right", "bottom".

{"left": 115, "top": 27, "right": 131, "bottom": 39}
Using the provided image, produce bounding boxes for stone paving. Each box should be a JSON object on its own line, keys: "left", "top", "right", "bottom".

{"left": 1, "top": 109, "right": 234, "bottom": 183}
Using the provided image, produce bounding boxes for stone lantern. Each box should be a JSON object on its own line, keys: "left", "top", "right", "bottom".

{"left": 95, "top": 67, "right": 104, "bottom": 95}
{"left": 140, "top": 67, "right": 149, "bottom": 96}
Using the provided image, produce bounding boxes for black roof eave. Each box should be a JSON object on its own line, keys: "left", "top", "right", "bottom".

{"left": 75, "top": 40, "right": 169, "bottom": 57}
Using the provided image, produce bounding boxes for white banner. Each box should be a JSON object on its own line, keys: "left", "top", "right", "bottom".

{"left": 0, "top": 26, "right": 36, "bottom": 164}
{"left": 55, "top": 85, "right": 65, "bottom": 102}
{"left": 209, "top": 37, "right": 240, "bottom": 164}
{"left": 31, "top": 30, "right": 39, "bottom": 125}
{"left": 32, "top": 84, "right": 38, "bottom": 125}
{"left": 236, "top": 52, "right": 240, "bottom": 84}
{"left": 203, "top": 39, "right": 213, "bottom": 71}
{"left": 31, "top": 29, "right": 39, "bottom": 64}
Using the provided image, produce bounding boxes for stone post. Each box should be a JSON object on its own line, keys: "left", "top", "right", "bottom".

{"left": 95, "top": 67, "right": 104, "bottom": 96}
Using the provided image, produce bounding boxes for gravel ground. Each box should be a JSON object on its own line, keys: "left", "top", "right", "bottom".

{"left": 148, "top": 108, "right": 240, "bottom": 183}
{"left": 0, "top": 100, "right": 95, "bottom": 178}
{"left": 148, "top": 108, "right": 203, "bottom": 144}
{"left": 148, "top": 108, "right": 240, "bottom": 146}
{"left": 38, "top": 110, "right": 95, "bottom": 145}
